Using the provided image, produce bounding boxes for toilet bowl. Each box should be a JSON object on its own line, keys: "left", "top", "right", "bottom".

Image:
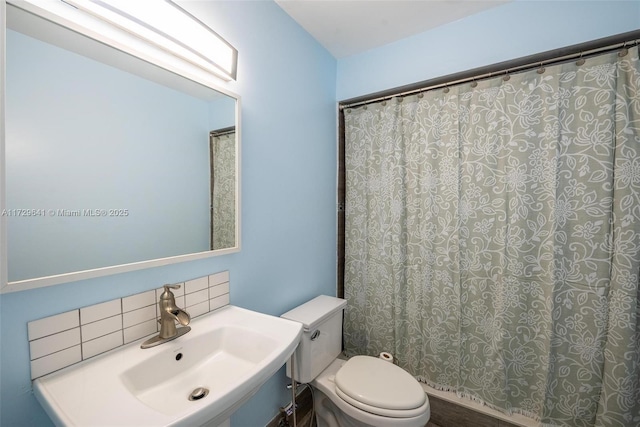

{"left": 281, "top": 296, "right": 430, "bottom": 427}
{"left": 312, "top": 357, "right": 430, "bottom": 427}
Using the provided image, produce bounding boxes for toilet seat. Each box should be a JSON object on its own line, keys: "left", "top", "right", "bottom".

{"left": 334, "top": 356, "right": 427, "bottom": 418}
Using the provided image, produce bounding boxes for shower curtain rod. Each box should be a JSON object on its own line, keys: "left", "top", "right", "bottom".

{"left": 210, "top": 126, "right": 235, "bottom": 137}
{"left": 339, "top": 29, "right": 640, "bottom": 110}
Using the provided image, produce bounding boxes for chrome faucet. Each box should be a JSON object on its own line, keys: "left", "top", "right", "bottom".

{"left": 141, "top": 284, "right": 191, "bottom": 349}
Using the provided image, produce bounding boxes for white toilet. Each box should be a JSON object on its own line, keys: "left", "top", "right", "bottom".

{"left": 281, "top": 295, "right": 430, "bottom": 427}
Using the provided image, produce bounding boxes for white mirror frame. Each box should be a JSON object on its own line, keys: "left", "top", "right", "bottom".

{"left": 0, "top": 0, "right": 241, "bottom": 293}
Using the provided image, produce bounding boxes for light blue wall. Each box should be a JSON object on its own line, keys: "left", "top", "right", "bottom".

{"left": 209, "top": 96, "right": 237, "bottom": 131}
{"left": 337, "top": 0, "right": 640, "bottom": 100}
{"left": 0, "top": 0, "right": 337, "bottom": 426}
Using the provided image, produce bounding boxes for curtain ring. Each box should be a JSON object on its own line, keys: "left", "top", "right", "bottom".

{"left": 417, "top": 92, "right": 424, "bottom": 99}
{"left": 576, "top": 52, "right": 585, "bottom": 66}
{"left": 363, "top": 105, "right": 368, "bottom": 110}
{"left": 381, "top": 101, "right": 387, "bottom": 106}
{"left": 619, "top": 42, "right": 629, "bottom": 57}
{"left": 443, "top": 86, "right": 450, "bottom": 94}
{"left": 502, "top": 70, "right": 511, "bottom": 81}
{"left": 397, "top": 97, "right": 403, "bottom": 103}
{"left": 470, "top": 79, "right": 478, "bottom": 88}
{"left": 537, "top": 63, "right": 546, "bottom": 74}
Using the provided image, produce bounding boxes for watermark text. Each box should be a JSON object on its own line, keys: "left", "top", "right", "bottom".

{"left": 1, "top": 208, "right": 129, "bottom": 217}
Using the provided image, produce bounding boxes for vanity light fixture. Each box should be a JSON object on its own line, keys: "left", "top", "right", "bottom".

{"left": 63, "top": 0, "right": 237, "bottom": 81}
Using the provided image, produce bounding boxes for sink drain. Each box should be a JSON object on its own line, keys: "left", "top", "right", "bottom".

{"left": 189, "top": 387, "right": 209, "bottom": 401}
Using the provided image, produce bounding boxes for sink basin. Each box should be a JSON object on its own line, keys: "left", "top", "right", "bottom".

{"left": 33, "top": 305, "right": 303, "bottom": 427}
{"left": 120, "top": 325, "right": 285, "bottom": 417}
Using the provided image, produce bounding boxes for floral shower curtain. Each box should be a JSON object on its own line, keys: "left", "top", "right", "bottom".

{"left": 343, "top": 46, "right": 640, "bottom": 426}
{"left": 210, "top": 131, "right": 236, "bottom": 250}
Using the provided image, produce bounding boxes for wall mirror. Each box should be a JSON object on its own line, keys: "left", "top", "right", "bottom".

{"left": 1, "top": 2, "right": 241, "bottom": 292}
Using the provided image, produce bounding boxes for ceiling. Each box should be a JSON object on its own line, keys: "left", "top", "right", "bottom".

{"left": 275, "top": 0, "right": 510, "bottom": 58}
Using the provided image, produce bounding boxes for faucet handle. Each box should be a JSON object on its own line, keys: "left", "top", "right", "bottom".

{"left": 163, "top": 284, "right": 181, "bottom": 292}
{"left": 160, "top": 284, "right": 181, "bottom": 301}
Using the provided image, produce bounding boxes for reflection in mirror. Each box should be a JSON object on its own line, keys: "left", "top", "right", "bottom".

{"left": 5, "top": 6, "right": 239, "bottom": 286}
{"left": 210, "top": 127, "right": 236, "bottom": 250}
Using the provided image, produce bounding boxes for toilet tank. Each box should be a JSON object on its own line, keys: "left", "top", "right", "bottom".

{"left": 281, "top": 295, "right": 347, "bottom": 383}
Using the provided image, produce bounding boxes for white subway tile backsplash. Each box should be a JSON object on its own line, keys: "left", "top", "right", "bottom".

{"left": 210, "top": 282, "right": 230, "bottom": 299}
{"left": 81, "top": 315, "right": 122, "bottom": 342}
{"left": 80, "top": 300, "right": 121, "bottom": 325}
{"left": 185, "top": 289, "right": 209, "bottom": 307}
{"left": 185, "top": 276, "right": 209, "bottom": 294}
{"left": 210, "top": 294, "right": 230, "bottom": 311}
{"left": 28, "top": 271, "right": 230, "bottom": 379}
{"left": 30, "top": 346, "right": 82, "bottom": 380}
{"left": 188, "top": 301, "right": 210, "bottom": 318}
{"left": 122, "top": 290, "right": 156, "bottom": 313}
{"left": 175, "top": 295, "right": 185, "bottom": 311}
{"left": 28, "top": 310, "right": 79, "bottom": 341}
{"left": 82, "top": 331, "right": 123, "bottom": 359}
{"left": 209, "top": 271, "right": 230, "bottom": 286}
{"left": 29, "top": 328, "right": 81, "bottom": 361}
{"left": 123, "top": 305, "right": 156, "bottom": 328}
{"left": 124, "top": 320, "right": 157, "bottom": 344}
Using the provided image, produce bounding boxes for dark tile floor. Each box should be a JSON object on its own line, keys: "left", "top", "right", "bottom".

{"left": 270, "top": 386, "right": 519, "bottom": 427}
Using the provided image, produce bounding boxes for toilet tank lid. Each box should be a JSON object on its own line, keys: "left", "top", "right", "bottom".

{"left": 280, "top": 295, "right": 347, "bottom": 331}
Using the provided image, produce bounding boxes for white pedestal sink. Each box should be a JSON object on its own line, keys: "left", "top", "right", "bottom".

{"left": 33, "top": 305, "right": 303, "bottom": 426}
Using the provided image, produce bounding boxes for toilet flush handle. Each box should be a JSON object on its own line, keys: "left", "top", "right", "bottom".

{"left": 311, "top": 330, "right": 321, "bottom": 340}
